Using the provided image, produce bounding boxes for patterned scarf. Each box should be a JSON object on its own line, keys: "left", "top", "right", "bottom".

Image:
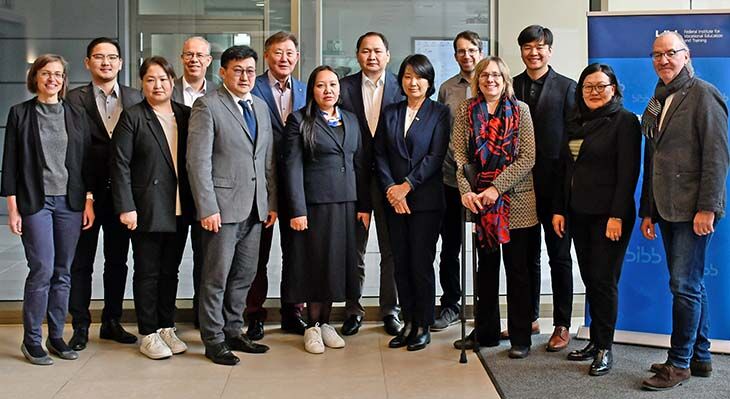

{"left": 467, "top": 93, "right": 520, "bottom": 251}
{"left": 641, "top": 66, "right": 693, "bottom": 139}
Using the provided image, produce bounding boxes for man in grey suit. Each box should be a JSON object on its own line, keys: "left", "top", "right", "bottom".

{"left": 640, "top": 31, "right": 729, "bottom": 390}
{"left": 187, "top": 45, "right": 277, "bottom": 365}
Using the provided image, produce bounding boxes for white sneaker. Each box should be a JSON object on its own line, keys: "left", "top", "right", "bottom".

{"left": 304, "top": 324, "right": 325, "bottom": 354}
{"left": 140, "top": 332, "right": 172, "bottom": 360}
{"left": 158, "top": 327, "right": 187, "bottom": 354}
{"left": 320, "top": 323, "right": 345, "bottom": 348}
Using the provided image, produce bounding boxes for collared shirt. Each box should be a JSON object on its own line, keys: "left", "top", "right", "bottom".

{"left": 153, "top": 110, "right": 181, "bottom": 216}
{"left": 95, "top": 82, "right": 122, "bottom": 137}
{"left": 267, "top": 70, "right": 293, "bottom": 124}
{"left": 223, "top": 84, "right": 254, "bottom": 116}
{"left": 361, "top": 73, "right": 386, "bottom": 136}
{"left": 438, "top": 73, "right": 473, "bottom": 188}
{"left": 182, "top": 77, "right": 207, "bottom": 107}
{"left": 516, "top": 71, "right": 548, "bottom": 113}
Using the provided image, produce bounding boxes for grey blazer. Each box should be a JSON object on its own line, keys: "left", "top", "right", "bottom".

{"left": 187, "top": 85, "right": 277, "bottom": 223}
{"left": 639, "top": 78, "right": 729, "bottom": 222}
{"left": 171, "top": 77, "right": 184, "bottom": 104}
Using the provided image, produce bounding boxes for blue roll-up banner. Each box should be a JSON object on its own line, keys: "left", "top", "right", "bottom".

{"left": 584, "top": 11, "right": 730, "bottom": 353}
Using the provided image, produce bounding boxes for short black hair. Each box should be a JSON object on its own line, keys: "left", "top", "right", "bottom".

{"left": 139, "top": 56, "right": 176, "bottom": 81}
{"left": 356, "top": 32, "right": 389, "bottom": 52}
{"left": 517, "top": 25, "right": 553, "bottom": 47}
{"left": 220, "top": 45, "right": 258, "bottom": 68}
{"left": 397, "top": 54, "right": 435, "bottom": 98}
{"left": 575, "top": 62, "right": 623, "bottom": 116}
{"left": 86, "top": 37, "right": 121, "bottom": 58}
{"left": 453, "top": 31, "right": 482, "bottom": 52}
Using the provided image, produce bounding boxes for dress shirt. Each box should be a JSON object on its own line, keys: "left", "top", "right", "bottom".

{"left": 182, "top": 77, "right": 207, "bottom": 107}
{"left": 362, "top": 72, "right": 386, "bottom": 136}
{"left": 223, "top": 84, "right": 254, "bottom": 116}
{"left": 267, "top": 71, "right": 293, "bottom": 124}
{"left": 95, "top": 82, "right": 122, "bottom": 137}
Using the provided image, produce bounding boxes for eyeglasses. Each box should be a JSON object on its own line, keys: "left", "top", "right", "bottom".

{"left": 90, "top": 54, "right": 120, "bottom": 62}
{"left": 581, "top": 83, "right": 613, "bottom": 94}
{"left": 650, "top": 48, "right": 687, "bottom": 61}
{"left": 182, "top": 52, "right": 210, "bottom": 60}
{"left": 230, "top": 67, "right": 257, "bottom": 78}
{"left": 39, "top": 70, "right": 65, "bottom": 80}
{"left": 478, "top": 72, "right": 503, "bottom": 81}
{"left": 456, "top": 48, "right": 480, "bottom": 57}
{"left": 521, "top": 44, "right": 550, "bottom": 53}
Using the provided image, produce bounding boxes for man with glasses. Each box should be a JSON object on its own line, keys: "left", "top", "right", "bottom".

{"left": 246, "top": 31, "right": 307, "bottom": 341}
{"left": 640, "top": 31, "right": 728, "bottom": 391}
{"left": 187, "top": 45, "right": 276, "bottom": 365}
{"left": 171, "top": 36, "right": 214, "bottom": 329}
{"left": 512, "top": 25, "right": 576, "bottom": 352}
{"left": 66, "top": 37, "right": 142, "bottom": 351}
{"left": 433, "top": 30, "right": 483, "bottom": 332}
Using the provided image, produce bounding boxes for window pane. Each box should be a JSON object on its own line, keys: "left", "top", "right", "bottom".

{"left": 138, "top": 0, "right": 265, "bottom": 16}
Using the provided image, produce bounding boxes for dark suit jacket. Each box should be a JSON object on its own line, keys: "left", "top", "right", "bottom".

{"left": 65, "top": 83, "right": 143, "bottom": 204}
{"left": 513, "top": 67, "right": 576, "bottom": 203}
{"left": 339, "top": 71, "right": 404, "bottom": 168}
{"left": 283, "top": 109, "right": 371, "bottom": 218}
{"left": 111, "top": 100, "right": 195, "bottom": 232}
{"left": 1, "top": 98, "right": 91, "bottom": 215}
{"left": 554, "top": 108, "right": 641, "bottom": 220}
{"left": 374, "top": 99, "right": 450, "bottom": 212}
{"left": 251, "top": 72, "right": 307, "bottom": 150}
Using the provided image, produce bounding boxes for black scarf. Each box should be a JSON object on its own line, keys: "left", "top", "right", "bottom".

{"left": 567, "top": 97, "right": 623, "bottom": 140}
{"left": 641, "top": 66, "right": 693, "bottom": 138}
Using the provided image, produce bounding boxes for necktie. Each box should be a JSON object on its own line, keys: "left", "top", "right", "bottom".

{"left": 239, "top": 99, "right": 257, "bottom": 141}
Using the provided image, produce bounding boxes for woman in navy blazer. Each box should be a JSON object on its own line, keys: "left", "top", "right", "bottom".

{"left": 374, "top": 54, "right": 450, "bottom": 351}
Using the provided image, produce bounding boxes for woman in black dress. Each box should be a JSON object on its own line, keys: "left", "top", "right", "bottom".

{"left": 283, "top": 65, "right": 371, "bottom": 354}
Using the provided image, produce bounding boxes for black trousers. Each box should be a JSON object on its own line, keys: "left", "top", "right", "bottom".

{"left": 530, "top": 196, "right": 573, "bottom": 327}
{"left": 69, "top": 194, "right": 130, "bottom": 329}
{"left": 476, "top": 224, "right": 540, "bottom": 347}
{"left": 131, "top": 218, "right": 188, "bottom": 335}
{"left": 386, "top": 209, "right": 443, "bottom": 327}
{"left": 570, "top": 212, "right": 632, "bottom": 349}
{"left": 438, "top": 185, "right": 463, "bottom": 311}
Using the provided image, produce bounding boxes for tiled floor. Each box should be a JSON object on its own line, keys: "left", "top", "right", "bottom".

{"left": 0, "top": 322, "right": 499, "bottom": 399}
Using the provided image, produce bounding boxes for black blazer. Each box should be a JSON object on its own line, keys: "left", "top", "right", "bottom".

{"left": 513, "top": 67, "right": 576, "bottom": 198}
{"left": 553, "top": 107, "right": 641, "bottom": 219}
{"left": 283, "top": 108, "right": 371, "bottom": 218}
{"left": 374, "top": 99, "right": 450, "bottom": 212}
{"left": 339, "top": 71, "right": 404, "bottom": 168}
{"left": 1, "top": 98, "right": 91, "bottom": 215}
{"left": 66, "top": 83, "right": 143, "bottom": 203}
{"left": 111, "top": 100, "right": 195, "bottom": 232}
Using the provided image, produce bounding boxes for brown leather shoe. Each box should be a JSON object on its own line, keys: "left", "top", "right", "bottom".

{"left": 499, "top": 321, "right": 540, "bottom": 340}
{"left": 642, "top": 364, "right": 690, "bottom": 391}
{"left": 546, "top": 326, "right": 570, "bottom": 352}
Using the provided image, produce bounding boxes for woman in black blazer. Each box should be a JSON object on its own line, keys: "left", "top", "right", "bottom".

{"left": 374, "top": 54, "right": 450, "bottom": 351}
{"left": 552, "top": 63, "right": 641, "bottom": 376}
{"left": 111, "top": 56, "right": 194, "bottom": 360}
{"left": 1, "top": 54, "right": 94, "bottom": 365}
{"left": 283, "top": 65, "right": 371, "bottom": 354}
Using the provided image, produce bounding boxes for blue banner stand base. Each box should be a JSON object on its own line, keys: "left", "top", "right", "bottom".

{"left": 576, "top": 326, "right": 730, "bottom": 355}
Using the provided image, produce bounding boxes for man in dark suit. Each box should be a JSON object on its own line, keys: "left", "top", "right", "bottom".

{"left": 641, "top": 32, "right": 729, "bottom": 391}
{"left": 512, "top": 25, "right": 576, "bottom": 351}
{"left": 187, "top": 45, "right": 275, "bottom": 366}
{"left": 339, "top": 32, "right": 404, "bottom": 336}
{"left": 66, "top": 37, "right": 143, "bottom": 351}
{"left": 171, "top": 36, "right": 214, "bottom": 329}
{"left": 246, "top": 31, "right": 307, "bottom": 340}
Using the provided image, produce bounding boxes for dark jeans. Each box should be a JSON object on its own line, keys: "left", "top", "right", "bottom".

{"left": 476, "top": 225, "right": 540, "bottom": 347}
{"left": 438, "top": 185, "right": 463, "bottom": 312}
{"left": 21, "top": 196, "right": 82, "bottom": 346}
{"left": 69, "top": 194, "right": 130, "bottom": 329}
{"left": 531, "top": 199, "right": 573, "bottom": 327}
{"left": 130, "top": 218, "right": 188, "bottom": 335}
{"left": 571, "top": 212, "right": 633, "bottom": 349}
{"left": 386, "top": 209, "right": 443, "bottom": 326}
{"left": 657, "top": 219, "right": 713, "bottom": 369}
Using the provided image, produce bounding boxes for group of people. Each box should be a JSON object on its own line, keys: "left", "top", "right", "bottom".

{"left": 2, "top": 24, "right": 726, "bottom": 392}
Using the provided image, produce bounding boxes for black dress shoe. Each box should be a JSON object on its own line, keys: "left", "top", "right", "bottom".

{"left": 341, "top": 315, "right": 363, "bottom": 336}
{"left": 69, "top": 327, "right": 89, "bottom": 351}
{"left": 407, "top": 326, "right": 431, "bottom": 351}
{"left": 246, "top": 320, "right": 265, "bottom": 341}
{"left": 508, "top": 345, "right": 530, "bottom": 359}
{"left": 589, "top": 349, "right": 613, "bottom": 376}
{"left": 205, "top": 343, "right": 240, "bottom": 366}
{"left": 99, "top": 319, "right": 137, "bottom": 344}
{"left": 567, "top": 341, "right": 598, "bottom": 361}
{"left": 388, "top": 322, "right": 415, "bottom": 348}
{"left": 226, "top": 334, "right": 269, "bottom": 354}
{"left": 281, "top": 316, "right": 307, "bottom": 335}
{"left": 383, "top": 315, "right": 403, "bottom": 336}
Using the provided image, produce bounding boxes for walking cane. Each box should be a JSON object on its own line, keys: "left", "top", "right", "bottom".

{"left": 471, "top": 215, "right": 479, "bottom": 353}
{"left": 459, "top": 209, "right": 468, "bottom": 364}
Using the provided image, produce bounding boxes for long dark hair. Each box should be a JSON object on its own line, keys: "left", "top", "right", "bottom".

{"left": 301, "top": 65, "right": 340, "bottom": 157}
